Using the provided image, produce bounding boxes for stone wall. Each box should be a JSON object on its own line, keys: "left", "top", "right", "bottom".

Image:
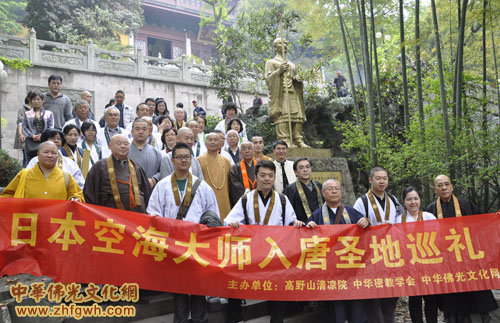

{"left": 0, "top": 30, "right": 266, "bottom": 159}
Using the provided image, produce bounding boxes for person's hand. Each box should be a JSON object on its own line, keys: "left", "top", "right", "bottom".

{"left": 293, "top": 220, "right": 304, "bottom": 228}
{"left": 306, "top": 221, "right": 317, "bottom": 229}
{"left": 32, "top": 134, "right": 41, "bottom": 141}
{"left": 70, "top": 197, "right": 80, "bottom": 202}
{"left": 148, "top": 178, "right": 156, "bottom": 188}
{"left": 357, "top": 217, "right": 369, "bottom": 229}
{"left": 279, "top": 62, "right": 289, "bottom": 74}
{"left": 230, "top": 222, "right": 240, "bottom": 229}
{"left": 19, "top": 134, "right": 25, "bottom": 143}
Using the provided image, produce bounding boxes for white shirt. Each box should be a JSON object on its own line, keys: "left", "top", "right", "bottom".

{"left": 220, "top": 150, "right": 235, "bottom": 166}
{"left": 96, "top": 126, "right": 130, "bottom": 159}
{"left": 273, "top": 159, "right": 296, "bottom": 193}
{"left": 395, "top": 211, "right": 436, "bottom": 223}
{"left": 214, "top": 119, "right": 248, "bottom": 139}
{"left": 78, "top": 141, "right": 101, "bottom": 164}
{"left": 27, "top": 153, "right": 85, "bottom": 189}
{"left": 353, "top": 192, "right": 401, "bottom": 225}
{"left": 224, "top": 190, "right": 297, "bottom": 226}
{"left": 147, "top": 174, "right": 220, "bottom": 223}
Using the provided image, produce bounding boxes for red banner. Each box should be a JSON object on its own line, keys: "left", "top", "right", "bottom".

{"left": 1, "top": 198, "right": 500, "bottom": 301}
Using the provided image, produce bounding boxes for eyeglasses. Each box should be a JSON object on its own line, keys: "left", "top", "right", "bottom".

{"left": 174, "top": 155, "right": 191, "bottom": 161}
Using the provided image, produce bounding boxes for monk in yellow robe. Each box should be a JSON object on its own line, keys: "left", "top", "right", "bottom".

{"left": 197, "top": 132, "right": 232, "bottom": 220}
{"left": 2, "top": 141, "right": 84, "bottom": 201}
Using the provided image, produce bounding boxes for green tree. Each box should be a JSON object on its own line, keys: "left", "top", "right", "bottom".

{"left": 0, "top": 0, "right": 26, "bottom": 35}
{"left": 23, "top": 0, "right": 143, "bottom": 46}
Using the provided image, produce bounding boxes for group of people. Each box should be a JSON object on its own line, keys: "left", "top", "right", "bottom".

{"left": 5, "top": 74, "right": 497, "bottom": 323}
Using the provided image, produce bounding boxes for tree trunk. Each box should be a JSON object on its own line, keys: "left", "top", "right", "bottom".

{"left": 369, "top": 0, "right": 384, "bottom": 134}
{"left": 481, "top": 0, "right": 489, "bottom": 212}
{"left": 335, "top": 0, "right": 360, "bottom": 124}
{"left": 358, "top": 0, "right": 377, "bottom": 165}
{"left": 399, "top": 0, "right": 410, "bottom": 130}
{"left": 491, "top": 2, "right": 500, "bottom": 126}
{"left": 431, "top": 0, "right": 453, "bottom": 170}
{"left": 455, "top": 0, "right": 469, "bottom": 132}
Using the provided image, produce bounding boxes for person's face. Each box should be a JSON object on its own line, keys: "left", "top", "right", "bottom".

{"left": 322, "top": 181, "right": 342, "bottom": 205}
{"left": 38, "top": 144, "right": 59, "bottom": 168}
{"left": 30, "top": 95, "right": 43, "bottom": 109}
{"left": 83, "top": 127, "right": 96, "bottom": 142}
{"left": 174, "top": 109, "right": 184, "bottom": 122}
{"left": 369, "top": 170, "right": 388, "bottom": 193}
{"left": 295, "top": 160, "right": 312, "bottom": 181}
{"left": 256, "top": 167, "right": 275, "bottom": 192}
{"left": 172, "top": 148, "right": 192, "bottom": 172}
{"left": 146, "top": 101, "right": 156, "bottom": 115}
{"left": 434, "top": 175, "right": 453, "bottom": 201}
{"left": 136, "top": 105, "right": 148, "bottom": 118}
{"left": 157, "top": 102, "right": 167, "bottom": 113}
{"left": 48, "top": 80, "right": 62, "bottom": 95}
{"left": 65, "top": 128, "right": 80, "bottom": 146}
{"left": 146, "top": 120, "right": 154, "bottom": 136}
{"left": 240, "top": 144, "right": 254, "bottom": 161}
{"left": 217, "top": 133, "right": 226, "bottom": 149}
{"left": 188, "top": 122, "right": 199, "bottom": 136}
{"left": 273, "top": 144, "right": 288, "bottom": 161}
{"left": 160, "top": 118, "right": 173, "bottom": 130}
{"left": 192, "top": 101, "right": 198, "bottom": 108}
{"left": 105, "top": 110, "right": 120, "bottom": 128}
{"left": 114, "top": 92, "right": 125, "bottom": 105}
{"left": 404, "top": 190, "right": 421, "bottom": 214}
{"left": 337, "top": 72, "right": 341, "bottom": 77}
{"left": 75, "top": 103, "right": 89, "bottom": 120}
{"left": 225, "top": 109, "right": 236, "bottom": 120}
{"left": 82, "top": 92, "right": 92, "bottom": 104}
{"left": 227, "top": 131, "right": 239, "bottom": 147}
{"left": 132, "top": 121, "right": 149, "bottom": 143}
{"left": 164, "top": 129, "right": 177, "bottom": 145}
{"left": 178, "top": 130, "right": 195, "bottom": 148}
{"left": 48, "top": 134, "right": 63, "bottom": 149}
{"left": 230, "top": 122, "right": 241, "bottom": 132}
{"left": 205, "top": 134, "right": 220, "bottom": 152}
{"left": 252, "top": 137, "right": 264, "bottom": 153}
{"left": 109, "top": 136, "right": 129, "bottom": 159}
{"left": 196, "top": 117, "right": 206, "bottom": 130}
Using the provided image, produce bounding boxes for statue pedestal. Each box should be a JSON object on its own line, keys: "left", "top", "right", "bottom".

{"left": 270, "top": 148, "right": 356, "bottom": 205}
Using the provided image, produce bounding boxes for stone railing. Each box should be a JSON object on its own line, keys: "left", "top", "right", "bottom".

{"left": 0, "top": 29, "right": 221, "bottom": 87}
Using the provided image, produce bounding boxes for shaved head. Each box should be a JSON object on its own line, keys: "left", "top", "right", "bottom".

{"left": 38, "top": 140, "right": 58, "bottom": 152}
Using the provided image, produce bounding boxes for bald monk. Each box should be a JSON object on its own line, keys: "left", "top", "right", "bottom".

{"left": 2, "top": 141, "right": 83, "bottom": 201}
{"left": 84, "top": 134, "right": 152, "bottom": 213}
{"left": 426, "top": 174, "right": 498, "bottom": 322}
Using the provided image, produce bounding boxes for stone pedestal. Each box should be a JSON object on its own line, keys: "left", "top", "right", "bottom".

{"left": 270, "top": 148, "right": 356, "bottom": 205}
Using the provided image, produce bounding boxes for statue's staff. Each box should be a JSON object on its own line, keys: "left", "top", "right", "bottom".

{"left": 279, "top": 16, "right": 293, "bottom": 146}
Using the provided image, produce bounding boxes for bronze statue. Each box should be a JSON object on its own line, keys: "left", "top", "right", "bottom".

{"left": 265, "top": 37, "right": 308, "bottom": 148}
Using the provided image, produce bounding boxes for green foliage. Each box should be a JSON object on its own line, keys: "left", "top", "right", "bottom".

{"left": 239, "top": 105, "right": 276, "bottom": 154}
{"left": 0, "top": 149, "right": 22, "bottom": 187}
{"left": 205, "top": 115, "right": 222, "bottom": 133}
{"left": 208, "top": 1, "right": 312, "bottom": 103}
{"left": 0, "top": 56, "right": 32, "bottom": 72}
{"left": 0, "top": 0, "right": 26, "bottom": 35}
{"left": 23, "top": 0, "right": 144, "bottom": 47}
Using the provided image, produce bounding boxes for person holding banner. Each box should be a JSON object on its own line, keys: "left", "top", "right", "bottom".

{"left": 396, "top": 187, "right": 438, "bottom": 323}
{"left": 225, "top": 160, "right": 309, "bottom": 323}
{"left": 353, "top": 166, "right": 403, "bottom": 323}
{"left": 426, "top": 175, "right": 498, "bottom": 323}
{"left": 147, "top": 142, "right": 219, "bottom": 323}
{"left": 306, "top": 178, "right": 369, "bottom": 322}
{"left": 84, "top": 134, "right": 152, "bottom": 213}
{"left": 2, "top": 141, "right": 84, "bottom": 202}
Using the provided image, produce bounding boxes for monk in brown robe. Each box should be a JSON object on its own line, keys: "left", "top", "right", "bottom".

{"left": 197, "top": 132, "right": 232, "bottom": 220}
{"left": 84, "top": 134, "right": 152, "bottom": 213}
